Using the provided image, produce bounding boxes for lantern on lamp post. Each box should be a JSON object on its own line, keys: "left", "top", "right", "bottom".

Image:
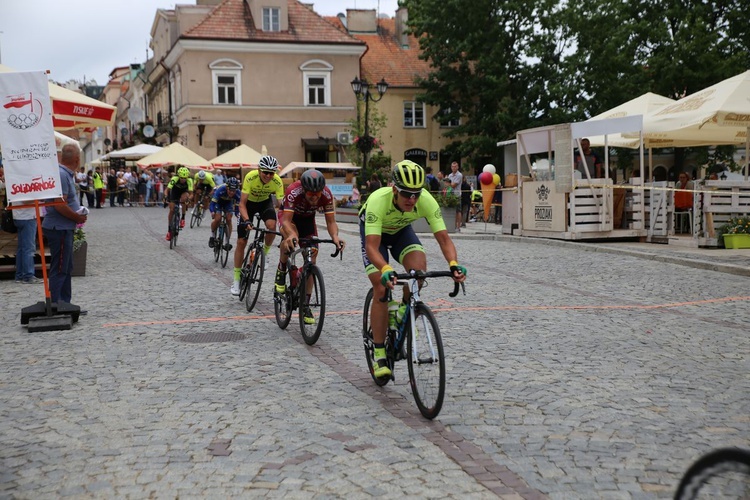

{"left": 351, "top": 77, "right": 388, "bottom": 174}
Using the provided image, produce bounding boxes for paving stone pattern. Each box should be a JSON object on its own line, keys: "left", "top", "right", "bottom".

{"left": 1, "top": 206, "right": 748, "bottom": 499}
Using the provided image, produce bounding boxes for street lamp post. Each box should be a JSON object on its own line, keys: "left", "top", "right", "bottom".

{"left": 351, "top": 77, "right": 388, "bottom": 174}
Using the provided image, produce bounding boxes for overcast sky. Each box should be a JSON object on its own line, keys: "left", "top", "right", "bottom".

{"left": 1, "top": 0, "right": 400, "bottom": 85}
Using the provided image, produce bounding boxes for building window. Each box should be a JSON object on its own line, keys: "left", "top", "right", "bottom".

{"left": 300, "top": 60, "right": 333, "bottom": 107}
{"left": 263, "top": 8, "right": 280, "bottom": 32}
{"left": 403, "top": 101, "right": 425, "bottom": 128}
{"left": 217, "top": 140, "right": 241, "bottom": 156}
{"left": 438, "top": 107, "right": 460, "bottom": 127}
{"left": 210, "top": 59, "right": 243, "bottom": 106}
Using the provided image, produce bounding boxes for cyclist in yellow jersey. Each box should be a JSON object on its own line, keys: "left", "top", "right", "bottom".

{"left": 164, "top": 166, "right": 194, "bottom": 240}
{"left": 359, "top": 160, "right": 467, "bottom": 378}
{"left": 193, "top": 170, "right": 216, "bottom": 210}
{"left": 230, "top": 155, "right": 285, "bottom": 296}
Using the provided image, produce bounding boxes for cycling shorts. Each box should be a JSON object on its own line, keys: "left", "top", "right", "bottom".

{"left": 210, "top": 199, "right": 235, "bottom": 215}
{"left": 237, "top": 199, "right": 276, "bottom": 239}
{"left": 169, "top": 184, "right": 190, "bottom": 202}
{"left": 358, "top": 212, "right": 425, "bottom": 275}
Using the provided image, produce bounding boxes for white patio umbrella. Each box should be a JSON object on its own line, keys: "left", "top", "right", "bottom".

{"left": 209, "top": 144, "right": 263, "bottom": 169}
{"left": 136, "top": 142, "right": 212, "bottom": 170}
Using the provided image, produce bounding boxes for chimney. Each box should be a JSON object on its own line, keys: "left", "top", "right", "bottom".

{"left": 346, "top": 9, "right": 377, "bottom": 33}
{"left": 394, "top": 7, "right": 409, "bottom": 48}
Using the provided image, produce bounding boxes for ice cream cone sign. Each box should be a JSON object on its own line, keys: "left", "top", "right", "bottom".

{"left": 480, "top": 164, "right": 500, "bottom": 222}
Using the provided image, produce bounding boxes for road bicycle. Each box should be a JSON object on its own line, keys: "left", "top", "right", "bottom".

{"left": 238, "top": 214, "right": 282, "bottom": 311}
{"left": 212, "top": 210, "right": 232, "bottom": 268}
{"left": 362, "top": 270, "right": 465, "bottom": 419}
{"left": 674, "top": 447, "right": 750, "bottom": 499}
{"left": 189, "top": 191, "right": 211, "bottom": 228}
{"left": 274, "top": 237, "right": 342, "bottom": 345}
{"left": 168, "top": 202, "right": 183, "bottom": 250}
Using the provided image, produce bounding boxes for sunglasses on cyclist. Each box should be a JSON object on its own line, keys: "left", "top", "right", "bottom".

{"left": 395, "top": 187, "right": 422, "bottom": 200}
{"left": 260, "top": 170, "right": 274, "bottom": 176}
{"left": 304, "top": 190, "right": 323, "bottom": 197}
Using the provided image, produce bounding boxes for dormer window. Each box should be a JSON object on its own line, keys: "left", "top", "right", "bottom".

{"left": 263, "top": 8, "right": 280, "bottom": 31}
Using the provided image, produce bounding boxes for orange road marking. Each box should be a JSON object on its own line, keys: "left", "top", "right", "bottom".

{"left": 102, "top": 295, "right": 750, "bottom": 328}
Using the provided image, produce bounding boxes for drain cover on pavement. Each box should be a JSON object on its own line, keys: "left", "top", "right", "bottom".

{"left": 178, "top": 332, "right": 248, "bottom": 343}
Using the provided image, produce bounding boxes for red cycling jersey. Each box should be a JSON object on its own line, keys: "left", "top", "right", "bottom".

{"left": 281, "top": 180, "right": 335, "bottom": 217}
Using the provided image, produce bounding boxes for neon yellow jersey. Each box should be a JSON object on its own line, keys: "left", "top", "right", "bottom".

{"left": 241, "top": 169, "right": 284, "bottom": 202}
{"left": 360, "top": 187, "right": 446, "bottom": 236}
{"left": 194, "top": 171, "right": 215, "bottom": 189}
{"left": 167, "top": 176, "right": 193, "bottom": 191}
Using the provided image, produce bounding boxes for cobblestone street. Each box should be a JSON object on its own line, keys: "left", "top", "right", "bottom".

{"left": 1, "top": 206, "right": 748, "bottom": 499}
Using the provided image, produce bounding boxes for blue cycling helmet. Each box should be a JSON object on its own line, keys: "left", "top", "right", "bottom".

{"left": 226, "top": 177, "right": 240, "bottom": 190}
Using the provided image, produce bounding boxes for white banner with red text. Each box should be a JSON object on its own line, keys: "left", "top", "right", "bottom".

{"left": 0, "top": 70, "right": 61, "bottom": 203}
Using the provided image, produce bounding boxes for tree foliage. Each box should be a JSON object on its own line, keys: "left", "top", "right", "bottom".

{"left": 403, "top": 0, "right": 750, "bottom": 164}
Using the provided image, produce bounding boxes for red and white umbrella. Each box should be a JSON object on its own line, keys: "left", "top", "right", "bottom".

{"left": 0, "top": 64, "right": 116, "bottom": 131}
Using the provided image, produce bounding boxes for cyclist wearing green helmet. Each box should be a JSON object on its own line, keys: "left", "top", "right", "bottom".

{"left": 164, "top": 166, "right": 194, "bottom": 241}
{"left": 359, "top": 160, "right": 467, "bottom": 378}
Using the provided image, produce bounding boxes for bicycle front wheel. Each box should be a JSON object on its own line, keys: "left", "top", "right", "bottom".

{"left": 220, "top": 228, "right": 230, "bottom": 268}
{"left": 274, "top": 270, "right": 293, "bottom": 329}
{"left": 196, "top": 204, "right": 204, "bottom": 227}
{"left": 407, "top": 302, "right": 445, "bottom": 419}
{"left": 299, "top": 266, "right": 325, "bottom": 345}
{"left": 190, "top": 205, "right": 200, "bottom": 228}
{"left": 214, "top": 226, "right": 223, "bottom": 262}
{"left": 245, "top": 248, "right": 265, "bottom": 312}
{"left": 675, "top": 447, "right": 750, "bottom": 500}
{"left": 362, "top": 288, "right": 391, "bottom": 387}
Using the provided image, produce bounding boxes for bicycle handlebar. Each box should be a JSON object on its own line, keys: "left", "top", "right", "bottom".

{"left": 290, "top": 237, "right": 343, "bottom": 259}
{"left": 379, "top": 270, "right": 466, "bottom": 302}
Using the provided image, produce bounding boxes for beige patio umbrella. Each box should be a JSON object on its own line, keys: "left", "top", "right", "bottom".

{"left": 136, "top": 142, "right": 212, "bottom": 170}
{"left": 630, "top": 70, "right": 750, "bottom": 177}
{"left": 587, "top": 92, "right": 675, "bottom": 148}
{"left": 209, "top": 144, "right": 263, "bottom": 169}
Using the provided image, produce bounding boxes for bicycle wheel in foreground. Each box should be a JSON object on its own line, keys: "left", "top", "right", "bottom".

{"left": 245, "top": 249, "right": 265, "bottom": 312}
{"left": 299, "top": 266, "right": 325, "bottom": 345}
{"left": 274, "top": 271, "right": 293, "bottom": 329}
{"left": 407, "top": 302, "right": 445, "bottom": 419}
{"left": 674, "top": 447, "right": 750, "bottom": 500}
{"left": 362, "top": 289, "right": 391, "bottom": 387}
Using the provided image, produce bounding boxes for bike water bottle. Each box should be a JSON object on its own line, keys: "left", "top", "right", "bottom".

{"left": 388, "top": 300, "right": 399, "bottom": 328}
{"left": 395, "top": 302, "right": 406, "bottom": 326}
{"left": 290, "top": 266, "right": 298, "bottom": 287}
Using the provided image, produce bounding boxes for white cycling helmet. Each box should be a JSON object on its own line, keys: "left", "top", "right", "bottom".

{"left": 197, "top": 171, "right": 206, "bottom": 180}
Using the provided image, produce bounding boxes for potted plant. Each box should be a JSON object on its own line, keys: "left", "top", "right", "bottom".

{"left": 72, "top": 223, "right": 87, "bottom": 276}
{"left": 718, "top": 216, "right": 750, "bottom": 249}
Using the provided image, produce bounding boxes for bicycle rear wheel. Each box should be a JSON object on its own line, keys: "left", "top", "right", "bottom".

{"left": 274, "top": 270, "right": 293, "bottom": 329}
{"left": 407, "top": 302, "right": 445, "bottom": 419}
{"left": 238, "top": 248, "right": 252, "bottom": 302}
{"left": 362, "top": 288, "right": 391, "bottom": 387}
{"left": 245, "top": 248, "right": 265, "bottom": 312}
{"left": 214, "top": 225, "right": 224, "bottom": 262}
{"left": 196, "top": 203, "right": 204, "bottom": 227}
{"left": 298, "top": 265, "right": 325, "bottom": 345}
{"left": 675, "top": 447, "right": 750, "bottom": 500}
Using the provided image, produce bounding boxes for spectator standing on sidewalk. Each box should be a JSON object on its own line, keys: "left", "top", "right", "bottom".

{"left": 444, "top": 161, "right": 463, "bottom": 232}
{"left": 107, "top": 169, "right": 117, "bottom": 207}
{"left": 92, "top": 167, "right": 104, "bottom": 208}
{"left": 11, "top": 202, "right": 39, "bottom": 284}
{"left": 42, "top": 144, "right": 87, "bottom": 305}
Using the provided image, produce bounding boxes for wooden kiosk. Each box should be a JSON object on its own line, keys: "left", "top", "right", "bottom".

{"left": 515, "top": 116, "right": 649, "bottom": 241}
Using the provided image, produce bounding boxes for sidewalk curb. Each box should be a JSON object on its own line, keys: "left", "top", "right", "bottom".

{"left": 338, "top": 223, "right": 750, "bottom": 278}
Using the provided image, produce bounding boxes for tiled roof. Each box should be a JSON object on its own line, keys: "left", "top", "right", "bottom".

{"left": 327, "top": 16, "right": 429, "bottom": 88}
{"left": 184, "top": 0, "right": 363, "bottom": 46}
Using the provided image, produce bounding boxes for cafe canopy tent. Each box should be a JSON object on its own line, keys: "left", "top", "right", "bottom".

{"left": 278, "top": 161, "right": 359, "bottom": 178}
{"left": 105, "top": 144, "right": 163, "bottom": 160}
{"left": 632, "top": 70, "right": 750, "bottom": 178}
{"left": 209, "top": 144, "right": 263, "bottom": 169}
{"left": 0, "top": 64, "right": 117, "bottom": 131}
{"left": 136, "top": 142, "right": 212, "bottom": 170}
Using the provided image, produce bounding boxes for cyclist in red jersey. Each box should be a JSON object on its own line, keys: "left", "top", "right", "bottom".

{"left": 275, "top": 169, "right": 345, "bottom": 324}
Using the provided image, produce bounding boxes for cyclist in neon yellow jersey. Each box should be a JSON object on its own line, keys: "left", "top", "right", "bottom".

{"left": 193, "top": 170, "right": 216, "bottom": 211}
{"left": 230, "top": 155, "right": 284, "bottom": 296}
{"left": 359, "top": 160, "right": 467, "bottom": 378}
{"left": 164, "top": 166, "right": 193, "bottom": 241}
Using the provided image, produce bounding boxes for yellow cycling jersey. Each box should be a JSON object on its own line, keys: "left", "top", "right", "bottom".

{"left": 194, "top": 171, "right": 216, "bottom": 189}
{"left": 241, "top": 169, "right": 284, "bottom": 203}
{"left": 167, "top": 176, "right": 193, "bottom": 191}
{"left": 360, "top": 186, "right": 446, "bottom": 236}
